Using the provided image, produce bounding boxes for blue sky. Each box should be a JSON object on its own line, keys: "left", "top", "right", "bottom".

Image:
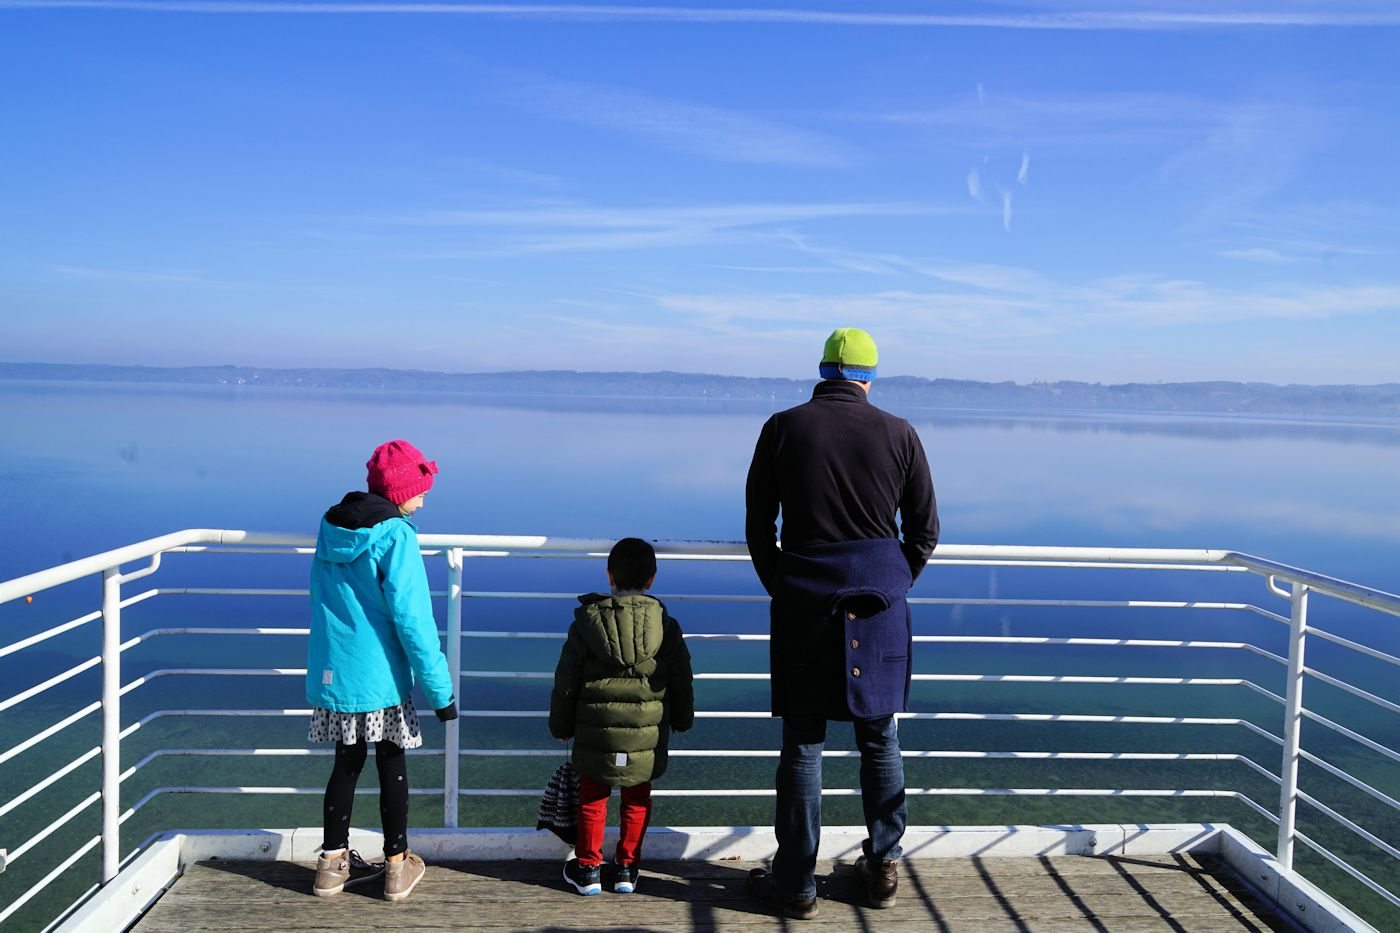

{"left": 2, "top": 1, "right": 1398, "bottom": 383}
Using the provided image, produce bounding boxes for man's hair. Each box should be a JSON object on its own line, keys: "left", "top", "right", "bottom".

{"left": 608, "top": 537, "right": 657, "bottom": 591}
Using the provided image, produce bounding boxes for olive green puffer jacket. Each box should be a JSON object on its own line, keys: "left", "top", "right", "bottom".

{"left": 548, "top": 593, "right": 694, "bottom": 787}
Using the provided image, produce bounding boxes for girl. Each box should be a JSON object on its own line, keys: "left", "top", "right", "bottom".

{"left": 306, "top": 439, "right": 457, "bottom": 902}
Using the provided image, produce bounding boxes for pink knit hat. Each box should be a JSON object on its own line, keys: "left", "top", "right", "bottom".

{"left": 366, "top": 440, "right": 438, "bottom": 504}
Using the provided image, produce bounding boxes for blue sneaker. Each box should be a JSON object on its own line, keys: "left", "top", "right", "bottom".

{"left": 614, "top": 863, "right": 639, "bottom": 894}
{"left": 563, "top": 858, "right": 601, "bottom": 896}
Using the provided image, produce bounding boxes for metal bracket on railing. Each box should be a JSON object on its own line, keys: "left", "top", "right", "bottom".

{"left": 118, "top": 553, "right": 162, "bottom": 585}
{"left": 1266, "top": 574, "right": 1291, "bottom": 600}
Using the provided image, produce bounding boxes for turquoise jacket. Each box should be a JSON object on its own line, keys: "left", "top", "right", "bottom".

{"left": 306, "top": 494, "right": 454, "bottom": 714}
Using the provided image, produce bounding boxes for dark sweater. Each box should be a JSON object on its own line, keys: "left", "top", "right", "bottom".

{"left": 745, "top": 380, "right": 939, "bottom": 592}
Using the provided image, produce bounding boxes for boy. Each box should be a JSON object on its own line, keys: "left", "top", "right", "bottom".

{"left": 549, "top": 537, "right": 695, "bottom": 895}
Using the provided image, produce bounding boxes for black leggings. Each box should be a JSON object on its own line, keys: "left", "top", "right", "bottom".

{"left": 321, "top": 740, "right": 409, "bottom": 857}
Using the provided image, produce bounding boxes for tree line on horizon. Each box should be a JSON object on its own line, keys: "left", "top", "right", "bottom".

{"left": 3, "top": 361, "right": 1399, "bottom": 417}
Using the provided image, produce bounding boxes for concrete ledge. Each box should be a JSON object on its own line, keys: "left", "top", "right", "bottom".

{"left": 1216, "top": 826, "right": 1375, "bottom": 933}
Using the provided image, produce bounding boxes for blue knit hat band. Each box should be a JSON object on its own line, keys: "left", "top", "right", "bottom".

{"left": 820, "top": 362, "right": 877, "bottom": 382}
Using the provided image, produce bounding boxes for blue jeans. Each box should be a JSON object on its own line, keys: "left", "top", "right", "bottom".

{"left": 773, "top": 714, "right": 906, "bottom": 898}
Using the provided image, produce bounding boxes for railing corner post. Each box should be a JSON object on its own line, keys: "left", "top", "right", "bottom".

{"left": 100, "top": 567, "right": 123, "bottom": 884}
{"left": 1276, "top": 581, "right": 1310, "bottom": 870}
{"left": 443, "top": 548, "right": 464, "bottom": 829}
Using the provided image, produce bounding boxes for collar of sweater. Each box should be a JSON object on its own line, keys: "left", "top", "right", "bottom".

{"left": 811, "top": 379, "right": 870, "bottom": 403}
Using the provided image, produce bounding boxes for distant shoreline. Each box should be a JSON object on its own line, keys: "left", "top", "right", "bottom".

{"left": 3, "top": 361, "right": 1399, "bottom": 418}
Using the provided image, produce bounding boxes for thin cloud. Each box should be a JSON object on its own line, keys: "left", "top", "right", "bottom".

{"left": 495, "top": 70, "right": 855, "bottom": 168}
{"left": 1001, "top": 190, "right": 1014, "bottom": 232}
{"left": 377, "top": 199, "right": 962, "bottom": 255}
{"left": 1017, "top": 152, "right": 1031, "bottom": 184}
{"left": 966, "top": 168, "right": 983, "bottom": 200}
{"left": 49, "top": 265, "right": 224, "bottom": 286}
{"left": 6, "top": 3, "right": 1400, "bottom": 28}
{"left": 1219, "top": 247, "right": 1294, "bottom": 264}
{"left": 642, "top": 259, "right": 1400, "bottom": 341}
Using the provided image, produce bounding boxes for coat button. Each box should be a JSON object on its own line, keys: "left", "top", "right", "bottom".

{"left": 847, "top": 611, "right": 857, "bottom": 621}
{"left": 852, "top": 667, "right": 861, "bottom": 677}
{"left": 850, "top": 639, "right": 860, "bottom": 649}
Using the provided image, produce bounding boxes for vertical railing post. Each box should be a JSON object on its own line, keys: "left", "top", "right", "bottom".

{"left": 443, "top": 548, "right": 463, "bottom": 828}
{"left": 1276, "top": 580, "right": 1310, "bottom": 870}
{"left": 100, "top": 567, "right": 122, "bottom": 883}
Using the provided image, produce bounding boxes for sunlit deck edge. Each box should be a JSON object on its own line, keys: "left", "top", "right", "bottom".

{"left": 56, "top": 823, "right": 1369, "bottom": 932}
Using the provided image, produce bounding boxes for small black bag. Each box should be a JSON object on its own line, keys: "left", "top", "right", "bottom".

{"left": 535, "top": 758, "right": 580, "bottom": 845}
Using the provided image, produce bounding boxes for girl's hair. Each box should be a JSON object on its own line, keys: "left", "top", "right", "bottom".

{"left": 608, "top": 537, "right": 657, "bottom": 591}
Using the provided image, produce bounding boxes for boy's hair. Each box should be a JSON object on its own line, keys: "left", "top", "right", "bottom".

{"left": 608, "top": 537, "right": 657, "bottom": 591}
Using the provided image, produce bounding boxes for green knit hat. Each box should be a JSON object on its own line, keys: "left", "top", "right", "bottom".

{"left": 819, "top": 327, "right": 878, "bottom": 381}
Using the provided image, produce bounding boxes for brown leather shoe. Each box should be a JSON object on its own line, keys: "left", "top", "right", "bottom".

{"left": 854, "top": 854, "right": 897, "bottom": 908}
{"left": 747, "top": 868, "right": 819, "bottom": 920}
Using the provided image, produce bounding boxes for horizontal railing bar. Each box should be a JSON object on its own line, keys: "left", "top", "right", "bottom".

{"left": 1244, "top": 604, "right": 1291, "bottom": 626}
{"left": 1232, "top": 791, "right": 1283, "bottom": 826}
{"left": 0, "top": 610, "right": 101, "bottom": 659}
{"left": 927, "top": 560, "right": 1245, "bottom": 572}
{"left": 7, "top": 532, "right": 1354, "bottom": 612}
{"left": 1306, "top": 626, "right": 1400, "bottom": 669}
{"left": 6, "top": 791, "right": 102, "bottom": 865}
{"left": 118, "top": 709, "right": 315, "bottom": 739}
{"left": 119, "top": 747, "right": 443, "bottom": 778}
{"left": 455, "top": 708, "right": 1284, "bottom": 740}
{"left": 114, "top": 706, "right": 1282, "bottom": 744}
{"left": 1297, "top": 790, "right": 1400, "bottom": 863}
{"left": 457, "top": 592, "right": 1269, "bottom": 613}
{"left": 118, "top": 629, "right": 1284, "bottom": 662}
{"left": 0, "top": 655, "right": 102, "bottom": 713}
{"left": 150, "top": 587, "right": 311, "bottom": 597}
{"left": 0, "top": 834, "right": 102, "bottom": 927}
{"left": 0, "top": 745, "right": 102, "bottom": 820}
{"left": 162, "top": 547, "right": 1247, "bottom": 573}
{"left": 1294, "top": 830, "right": 1400, "bottom": 911}
{"left": 451, "top": 787, "right": 1261, "bottom": 799}
{"left": 120, "top": 785, "right": 442, "bottom": 820}
{"left": 121, "top": 626, "right": 313, "bottom": 648}
{"left": 105, "top": 746, "right": 1271, "bottom": 765}
{"left": 1226, "top": 553, "right": 1400, "bottom": 619}
{"left": 1299, "top": 749, "right": 1400, "bottom": 815}
{"left": 115, "top": 668, "right": 1285, "bottom": 700}
{"left": 119, "top": 668, "right": 306, "bottom": 695}
{"left": 457, "top": 749, "right": 1278, "bottom": 773}
{"left": 0, "top": 701, "right": 102, "bottom": 766}
{"left": 1300, "top": 708, "right": 1400, "bottom": 766}
{"left": 167, "top": 545, "right": 317, "bottom": 555}
{"left": 1304, "top": 666, "right": 1400, "bottom": 716}
{"left": 40, "top": 880, "right": 102, "bottom": 933}
{"left": 457, "top": 669, "right": 1281, "bottom": 695}
{"left": 114, "top": 783, "right": 1264, "bottom": 803}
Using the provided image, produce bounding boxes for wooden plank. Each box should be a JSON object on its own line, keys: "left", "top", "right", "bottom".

{"left": 134, "top": 857, "right": 1292, "bottom": 932}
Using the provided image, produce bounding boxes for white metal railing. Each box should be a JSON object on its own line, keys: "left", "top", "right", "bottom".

{"left": 1, "top": 530, "right": 1399, "bottom": 929}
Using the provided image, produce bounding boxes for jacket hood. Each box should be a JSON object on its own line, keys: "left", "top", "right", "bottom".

{"left": 574, "top": 593, "right": 664, "bottom": 670}
{"left": 316, "top": 492, "right": 410, "bottom": 563}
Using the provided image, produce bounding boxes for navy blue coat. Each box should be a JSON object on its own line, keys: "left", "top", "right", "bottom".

{"left": 769, "top": 538, "right": 914, "bottom": 721}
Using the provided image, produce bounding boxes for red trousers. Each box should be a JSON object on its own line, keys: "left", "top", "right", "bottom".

{"left": 575, "top": 774, "right": 653, "bottom": 868}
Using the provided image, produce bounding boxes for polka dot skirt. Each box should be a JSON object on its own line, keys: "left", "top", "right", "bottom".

{"left": 308, "top": 696, "right": 422, "bottom": 749}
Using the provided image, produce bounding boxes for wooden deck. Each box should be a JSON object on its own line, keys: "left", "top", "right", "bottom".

{"left": 131, "top": 854, "right": 1294, "bottom": 931}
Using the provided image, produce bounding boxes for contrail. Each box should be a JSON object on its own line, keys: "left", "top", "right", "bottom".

{"left": 2, "top": 2, "right": 1399, "bottom": 29}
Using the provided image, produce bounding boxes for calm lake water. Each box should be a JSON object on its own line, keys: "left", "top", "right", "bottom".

{"left": 2, "top": 380, "right": 1399, "bottom": 929}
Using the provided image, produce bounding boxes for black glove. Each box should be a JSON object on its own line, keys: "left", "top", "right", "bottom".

{"left": 435, "top": 701, "right": 458, "bottom": 722}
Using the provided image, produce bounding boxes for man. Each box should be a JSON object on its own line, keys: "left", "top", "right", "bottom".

{"left": 744, "top": 327, "right": 939, "bottom": 919}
